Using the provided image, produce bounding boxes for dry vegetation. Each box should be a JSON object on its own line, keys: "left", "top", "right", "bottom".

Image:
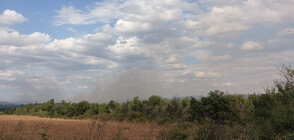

{"left": 0, "top": 115, "right": 161, "bottom": 140}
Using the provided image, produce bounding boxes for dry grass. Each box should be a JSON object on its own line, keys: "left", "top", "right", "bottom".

{"left": 0, "top": 115, "right": 161, "bottom": 140}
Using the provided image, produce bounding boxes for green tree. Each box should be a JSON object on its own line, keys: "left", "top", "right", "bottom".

{"left": 131, "top": 96, "right": 143, "bottom": 112}
{"left": 190, "top": 90, "right": 237, "bottom": 125}
{"left": 189, "top": 97, "right": 204, "bottom": 122}
{"left": 148, "top": 95, "right": 163, "bottom": 107}
{"left": 75, "top": 100, "right": 90, "bottom": 116}
{"left": 165, "top": 97, "right": 182, "bottom": 119}
{"left": 87, "top": 103, "right": 99, "bottom": 115}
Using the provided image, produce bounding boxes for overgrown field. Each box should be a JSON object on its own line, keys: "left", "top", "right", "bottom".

{"left": 0, "top": 115, "right": 160, "bottom": 140}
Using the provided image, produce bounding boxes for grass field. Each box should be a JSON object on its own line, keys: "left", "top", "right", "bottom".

{"left": 0, "top": 115, "right": 161, "bottom": 140}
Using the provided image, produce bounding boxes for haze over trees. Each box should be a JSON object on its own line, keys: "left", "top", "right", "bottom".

{"left": 2, "top": 66, "right": 294, "bottom": 139}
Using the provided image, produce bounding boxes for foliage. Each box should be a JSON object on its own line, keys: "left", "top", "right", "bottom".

{"left": 190, "top": 90, "right": 238, "bottom": 126}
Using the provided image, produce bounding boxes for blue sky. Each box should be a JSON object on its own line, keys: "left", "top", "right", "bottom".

{"left": 0, "top": 0, "right": 294, "bottom": 103}
{"left": 0, "top": 0, "right": 103, "bottom": 39}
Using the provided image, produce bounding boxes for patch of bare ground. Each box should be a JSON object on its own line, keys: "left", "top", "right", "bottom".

{"left": 0, "top": 115, "right": 161, "bottom": 140}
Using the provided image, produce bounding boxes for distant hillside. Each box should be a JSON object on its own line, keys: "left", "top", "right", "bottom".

{"left": 0, "top": 103, "right": 25, "bottom": 111}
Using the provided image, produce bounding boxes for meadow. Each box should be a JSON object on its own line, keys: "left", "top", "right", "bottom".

{"left": 0, "top": 115, "right": 160, "bottom": 140}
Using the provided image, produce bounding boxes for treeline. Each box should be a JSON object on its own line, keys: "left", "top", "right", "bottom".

{"left": 3, "top": 95, "right": 191, "bottom": 122}
{"left": 0, "top": 103, "right": 25, "bottom": 111}
{"left": 3, "top": 66, "right": 294, "bottom": 139}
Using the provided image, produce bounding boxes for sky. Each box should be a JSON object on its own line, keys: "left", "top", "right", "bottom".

{"left": 0, "top": 0, "right": 294, "bottom": 103}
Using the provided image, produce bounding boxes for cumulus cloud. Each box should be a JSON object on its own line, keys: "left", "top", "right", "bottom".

{"left": 107, "top": 36, "right": 144, "bottom": 59}
{"left": 241, "top": 41, "right": 263, "bottom": 51}
{"left": 115, "top": 19, "right": 153, "bottom": 34}
{"left": 0, "top": 30, "right": 51, "bottom": 46}
{"left": 45, "top": 37, "right": 83, "bottom": 51}
{"left": 0, "top": 30, "right": 118, "bottom": 77}
{"left": 187, "top": 0, "right": 294, "bottom": 37}
{"left": 0, "top": 9, "right": 27, "bottom": 26}
{"left": 198, "top": 6, "right": 250, "bottom": 36}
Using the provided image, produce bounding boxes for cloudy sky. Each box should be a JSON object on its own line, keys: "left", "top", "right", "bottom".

{"left": 0, "top": 0, "right": 294, "bottom": 103}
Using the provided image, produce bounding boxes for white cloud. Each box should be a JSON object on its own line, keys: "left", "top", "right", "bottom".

{"left": 115, "top": 19, "right": 153, "bottom": 34}
{"left": 0, "top": 30, "right": 51, "bottom": 46}
{"left": 268, "top": 28, "right": 294, "bottom": 46}
{"left": 276, "top": 28, "right": 294, "bottom": 36}
{"left": 199, "top": 0, "right": 242, "bottom": 7}
{"left": 194, "top": 71, "right": 221, "bottom": 78}
{"left": 85, "top": 56, "right": 118, "bottom": 69}
{"left": 190, "top": 5, "right": 250, "bottom": 36}
{"left": 189, "top": 0, "right": 294, "bottom": 36}
{"left": 181, "top": 70, "right": 221, "bottom": 79}
{"left": 0, "top": 70, "right": 24, "bottom": 81}
{"left": 165, "top": 63, "right": 186, "bottom": 70}
{"left": 45, "top": 37, "right": 83, "bottom": 51}
{"left": 54, "top": 6, "right": 92, "bottom": 25}
{"left": 107, "top": 36, "right": 144, "bottom": 58}
{"left": 204, "top": 6, "right": 250, "bottom": 35}
{"left": 54, "top": 0, "right": 200, "bottom": 26}
{"left": 164, "top": 54, "right": 186, "bottom": 70}
{"left": 193, "top": 50, "right": 232, "bottom": 61}
{"left": 165, "top": 54, "right": 178, "bottom": 64}
{"left": 213, "top": 82, "right": 237, "bottom": 87}
{"left": 241, "top": 41, "right": 263, "bottom": 51}
{"left": 208, "top": 55, "right": 232, "bottom": 61}
{"left": 78, "top": 86, "right": 88, "bottom": 89}
{"left": 0, "top": 9, "right": 27, "bottom": 26}
{"left": 0, "top": 29, "right": 118, "bottom": 76}
{"left": 54, "top": 2, "right": 122, "bottom": 25}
